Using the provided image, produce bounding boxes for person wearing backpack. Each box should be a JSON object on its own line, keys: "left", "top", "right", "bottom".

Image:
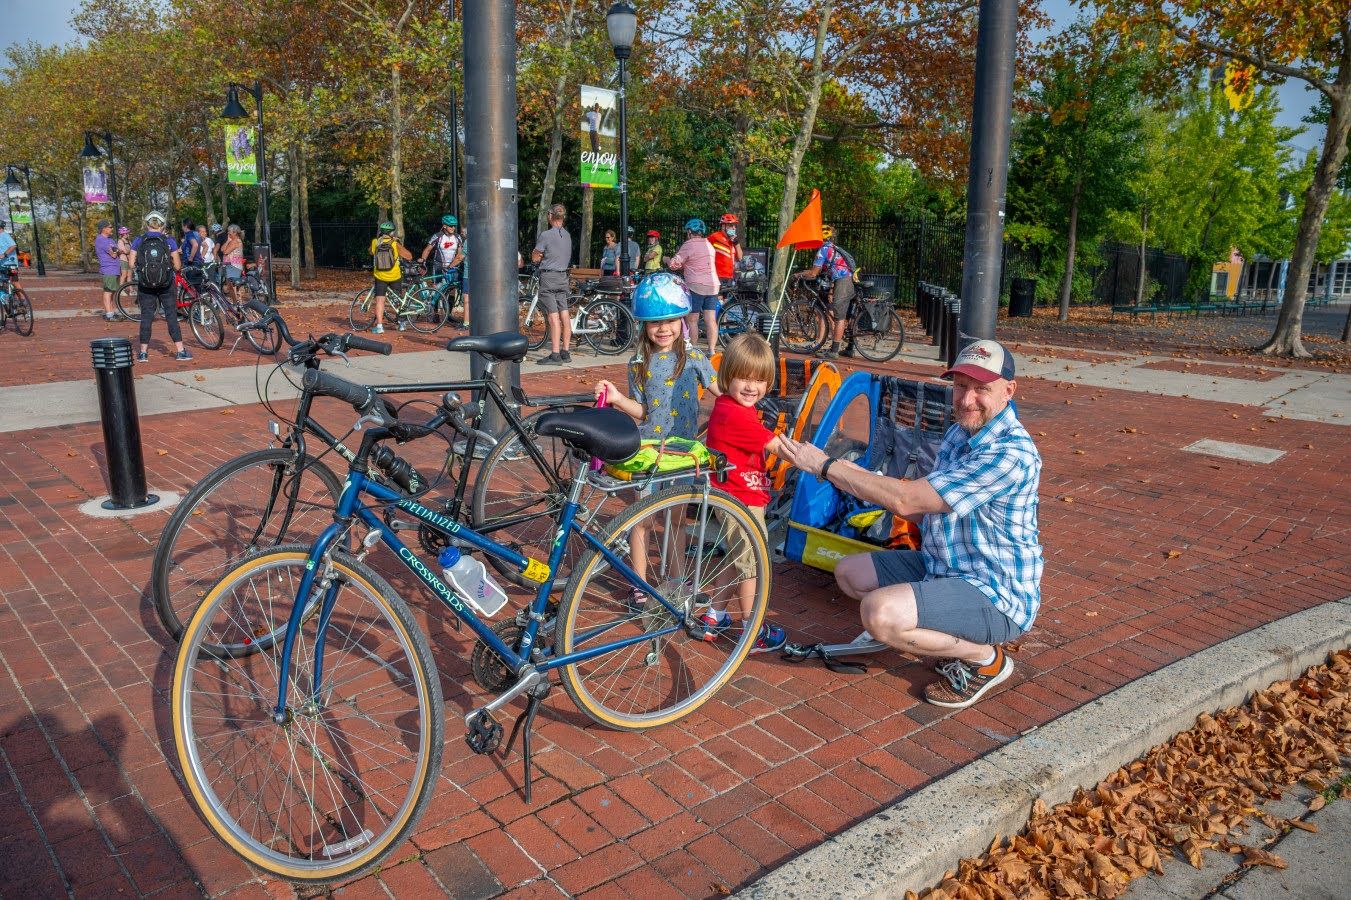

{"left": 369, "top": 221, "right": 413, "bottom": 334}
{"left": 792, "top": 224, "right": 857, "bottom": 359}
{"left": 129, "top": 210, "right": 190, "bottom": 362}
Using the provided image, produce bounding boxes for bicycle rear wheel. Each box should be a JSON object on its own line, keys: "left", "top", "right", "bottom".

{"left": 189, "top": 299, "right": 225, "bottom": 349}
{"left": 9, "top": 289, "right": 33, "bottom": 336}
{"left": 115, "top": 282, "right": 140, "bottom": 322}
{"left": 408, "top": 287, "right": 450, "bottom": 333}
{"left": 582, "top": 299, "right": 636, "bottom": 355}
{"left": 518, "top": 300, "right": 548, "bottom": 350}
{"left": 717, "top": 301, "right": 767, "bottom": 350}
{"left": 172, "top": 545, "right": 441, "bottom": 884}
{"left": 239, "top": 301, "right": 281, "bottom": 355}
{"left": 152, "top": 448, "right": 344, "bottom": 645}
{"left": 852, "top": 308, "right": 904, "bottom": 362}
{"left": 556, "top": 486, "right": 768, "bottom": 730}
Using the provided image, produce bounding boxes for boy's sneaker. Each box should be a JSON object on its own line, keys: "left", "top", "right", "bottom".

{"left": 696, "top": 611, "right": 733, "bottom": 642}
{"left": 923, "top": 646, "right": 1013, "bottom": 709}
{"left": 371, "top": 324, "right": 385, "bottom": 335}
{"left": 537, "top": 352, "right": 563, "bottom": 366}
{"left": 560, "top": 350, "right": 572, "bottom": 362}
{"left": 136, "top": 350, "right": 148, "bottom": 363}
{"left": 749, "top": 622, "right": 788, "bottom": 654}
{"left": 175, "top": 349, "right": 193, "bottom": 361}
{"left": 625, "top": 587, "right": 646, "bottom": 614}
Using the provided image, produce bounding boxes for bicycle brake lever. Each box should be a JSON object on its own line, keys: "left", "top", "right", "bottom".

{"left": 331, "top": 350, "right": 351, "bottom": 364}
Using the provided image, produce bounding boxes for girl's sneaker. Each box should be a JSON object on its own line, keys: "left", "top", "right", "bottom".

{"left": 136, "top": 350, "right": 148, "bottom": 363}
{"left": 175, "top": 349, "right": 193, "bottom": 361}
{"left": 696, "top": 611, "right": 733, "bottom": 642}
{"left": 750, "top": 623, "right": 788, "bottom": 654}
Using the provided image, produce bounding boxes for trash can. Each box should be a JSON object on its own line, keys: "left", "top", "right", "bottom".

{"left": 1009, "top": 278, "right": 1035, "bottom": 318}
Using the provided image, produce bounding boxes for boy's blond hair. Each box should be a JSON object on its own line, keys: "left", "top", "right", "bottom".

{"left": 718, "top": 333, "right": 775, "bottom": 393}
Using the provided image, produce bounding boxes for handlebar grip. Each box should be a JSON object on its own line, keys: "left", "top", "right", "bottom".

{"left": 301, "top": 368, "right": 384, "bottom": 419}
{"left": 343, "top": 333, "right": 393, "bottom": 356}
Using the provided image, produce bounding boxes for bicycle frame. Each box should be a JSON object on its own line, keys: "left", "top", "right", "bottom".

{"left": 272, "top": 461, "right": 702, "bottom": 719}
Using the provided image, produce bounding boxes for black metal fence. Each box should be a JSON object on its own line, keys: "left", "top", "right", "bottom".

{"left": 1083, "top": 241, "right": 1193, "bottom": 307}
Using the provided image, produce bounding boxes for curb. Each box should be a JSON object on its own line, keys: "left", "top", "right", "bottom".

{"left": 740, "top": 597, "right": 1351, "bottom": 899}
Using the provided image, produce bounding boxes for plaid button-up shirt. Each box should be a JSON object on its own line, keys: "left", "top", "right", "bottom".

{"left": 921, "top": 404, "right": 1043, "bottom": 631}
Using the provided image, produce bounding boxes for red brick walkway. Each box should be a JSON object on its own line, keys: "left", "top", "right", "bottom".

{"left": 1, "top": 313, "right": 1349, "bottom": 897}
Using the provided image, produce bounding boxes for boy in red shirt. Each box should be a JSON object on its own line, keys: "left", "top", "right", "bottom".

{"left": 702, "top": 333, "right": 788, "bottom": 652}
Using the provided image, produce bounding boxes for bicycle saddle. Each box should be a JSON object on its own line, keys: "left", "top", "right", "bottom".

{"left": 444, "top": 331, "right": 529, "bottom": 361}
{"left": 534, "top": 407, "right": 640, "bottom": 463}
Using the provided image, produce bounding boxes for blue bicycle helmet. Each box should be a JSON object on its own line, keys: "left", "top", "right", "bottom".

{"left": 632, "top": 272, "right": 691, "bottom": 322}
{"left": 684, "top": 218, "right": 706, "bottom": 235}
{"left": 441, "top": 214, "right": 458, "bottom": 226}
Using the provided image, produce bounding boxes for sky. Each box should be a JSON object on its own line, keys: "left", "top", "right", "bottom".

{"left": 2, "top": 0, "right": 1324, "bottom": 157}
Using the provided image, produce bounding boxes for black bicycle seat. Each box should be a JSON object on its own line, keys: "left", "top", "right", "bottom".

{"left": 444, "top": 331, "right": 528, "bottom": 361}
{"left": 534, "top": 408, "right": 640, "bottom": 463}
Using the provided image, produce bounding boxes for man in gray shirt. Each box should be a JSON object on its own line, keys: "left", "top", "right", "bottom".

{"left": 532, "top": 203, "right": 574, "bottom": 364}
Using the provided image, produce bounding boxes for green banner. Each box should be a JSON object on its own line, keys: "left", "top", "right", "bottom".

{"left": 579, "top": 85, "right": 618, "bottom": 189}
{"left": 9, "top": 189, "right": 31, "bottom": 225}
{"left": 226, "top": 124, "right": 258, "bottom": 185}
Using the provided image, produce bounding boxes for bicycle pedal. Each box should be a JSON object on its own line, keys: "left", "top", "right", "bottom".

{"left": 465, "top": 712, "right": 503, "bottom": 755}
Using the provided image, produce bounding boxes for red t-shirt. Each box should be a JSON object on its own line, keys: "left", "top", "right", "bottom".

{"left": 706, "top": 394, "right": 774, "bottom": 507}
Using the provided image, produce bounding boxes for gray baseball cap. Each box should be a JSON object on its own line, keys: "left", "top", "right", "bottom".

{"left": 96, "top": 219, "right": 112, "bottom": 229}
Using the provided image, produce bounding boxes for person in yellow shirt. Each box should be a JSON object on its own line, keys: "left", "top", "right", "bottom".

{"left": 369, "top": 221, "right": 413, "bottom": 334}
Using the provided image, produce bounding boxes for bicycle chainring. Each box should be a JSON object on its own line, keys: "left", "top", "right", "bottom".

{"left": 417, "top": 499, "right": 457, "bottom": 555}
{"left": 470, "top": 619, "right": 525, "bottom": 694}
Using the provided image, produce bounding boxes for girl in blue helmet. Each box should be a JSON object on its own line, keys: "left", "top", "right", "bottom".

{"left": 595, "top": 272, "right": 720, "bottom": 606}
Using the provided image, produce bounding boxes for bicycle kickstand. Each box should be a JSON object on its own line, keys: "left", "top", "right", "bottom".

{"left": 501, "top": 680, "right": 552, "bottom": 803}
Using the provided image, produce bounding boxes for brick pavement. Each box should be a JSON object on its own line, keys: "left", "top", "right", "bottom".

{"left": 2, "top": 288, "right": 1350, "bottom": 897}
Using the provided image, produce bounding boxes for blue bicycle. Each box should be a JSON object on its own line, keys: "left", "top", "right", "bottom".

{"left": 170, "top": 334, "right": 770, "bottom": 884}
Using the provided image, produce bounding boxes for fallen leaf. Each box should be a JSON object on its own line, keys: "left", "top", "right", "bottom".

{"left": 1239, "top": 847, "right": 1286, "bottom": 869}
{"left": 1308, "top": 794, "right": 1326, "bottom": 812}
{"left": 1166, "top": 549, "right": 1182, "bottom": 559}
{"left": 66, "top": 451, "right": 77, "bottom": 457}
{"left": 157, "top": 449, "right": 168, "bottom": 456}
{"left": 1085, "top": 611, "right": 1099, "bottom": 618}
{"left": 220, "top": 409, "right": 235, "bottom": 416}
{"left": 1061, "top": 496, "right": 1074, "bottom": 503}
{"left": 712, "top": 883, "right": 732, "bottom": 896}
{"left": 194, "top": 374, "right": 206, "bottom": 382}
{"left": 1074, "top": 450, "right": 1086, "bottom": 455}
{"left": 1286, "top": 819, "right": 1318, "bottom": 833}
{"left": 1304, "top": 444, "right": 1314, "bottom": 450}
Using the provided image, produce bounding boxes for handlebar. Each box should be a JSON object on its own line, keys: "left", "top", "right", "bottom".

{"left": 301, "top": 369, "right": 395, "bottom": 426}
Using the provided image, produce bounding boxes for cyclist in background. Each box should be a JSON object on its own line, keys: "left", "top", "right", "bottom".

{"left": 129, "top": 210, "right": 190, "bottom": 362}
{"left": 792, "top": 224, "right": 855, "bottom": 360}
{"left": 370, "top": 221, "right": 413, "bottom": 334}
{"left": 0, "top": 221, "right": 22, "bottom": 296}
{"left": 709, "top": 213, "right": 742, "bottom": 289}
{"left": 667, "top": 218, "right": 720, "bottom": 356}
{"left": 641, "top": 229, "right": 663, "bottom": 273}
{"left": 419, "top": 214, "right": 463, "bottom": 287}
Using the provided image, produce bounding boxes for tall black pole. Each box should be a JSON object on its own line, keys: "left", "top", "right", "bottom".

{"left": 448, "top": 0, "right": 460, "bottom": 222}
{"left": 251, "top": 80, "right": 275, "bottom": 301}
{"left": 22, "top": 167, "right": 45, "bottom": 277}
{"left": 103, "top": 132, "right": 120, "bottom": 236}
{"left": 957, "top": 0, "right": 1018, "bottom": 343}
{"left": 617, "top": 56, "right": 630, "bottom": 277}
{"left": 462, "top": 0, "right": 521, "bottom": 415}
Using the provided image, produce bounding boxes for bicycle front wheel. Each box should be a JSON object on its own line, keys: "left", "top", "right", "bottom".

{"left": 582, "top": 299, "right": 636, "bottom": 355}
{"left": 780, "top": 296, "right": 826, "bottom": 354}
{"left": 556, "top": 486, "right": 769, "bottom": 730}
{"left": 115, "top": 282, "right": 140, "bottom": 321}
{"left": 853, "top": 308, "right": 904, "bottom": 362}
{"left": 717, "top": 301, "right": 766, "bottom": 350}
{"left": 348, "top": 288, "right": 377, "bottom": 331}
{"left": 408, "top": 287, "right": 450, "bottom": 333}
{"left": 240, "top": 301, "right": 281, "bottom": 355}
{"left": 189, "top": 299, "right": 225, "bottom": 349}
{"left": 172, "top": 545, "right": 442, "bottom": 884}
{"left": 152, "top": 448, "right": 344, "bottom": 644}
{"left": 518, "top": 300, "right": 548, "bottom": 350}
{"left": 9, "top": 289, "right": 33, "bottom": 336}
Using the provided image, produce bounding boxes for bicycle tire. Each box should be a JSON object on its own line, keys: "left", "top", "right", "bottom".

{"left": 780, "top": 294, "right": 826, "bottom": 354}
{"left": 556, "top": 485, "right": 769, "bottom": 730}
{"left": 470, "top": 407, "right": 587, "bottom": 593}
{"left": 114, "top": 282, "right": 140, "bottom": 321}
{"left": 9, "top": 289, "right": 33, "bottom": 336}
{"left": 716, "top": 301, "right": 766, "bottom": 350}
{"left": 172, "top": 545, "right": 441, "bottom": 884}
{"left": 582, "top": 299, "right": 636, "bottom": 355}
{"left": 189, "top": 299, "right": 225, "bottom": 350}
{"left": 852, "top": 309, "right": 904, "bottom": 362}
{"left": 239, "top": 302, "right": 281, "bottom": 355}
{"left": 348, "top": 288, "right": 377, "bottom": 331}
{"left": 518, "top": 299, "right": 548, "bottom": 351}
{"left": 408, "top": 286, "right": 449, "bottom": 333}
{"left": 152, "top": 448, "right": 344, "bottom": 645}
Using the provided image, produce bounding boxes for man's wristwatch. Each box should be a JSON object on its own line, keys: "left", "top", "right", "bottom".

{"left": 819, "top": 457, "right": 837, "bottom": 482}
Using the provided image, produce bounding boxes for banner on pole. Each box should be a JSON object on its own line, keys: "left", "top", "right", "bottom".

{"left": 225, "top": 124, "right": 259, "bottom": 184}
{"left": 9, "top": 189, "right": 32, "bottom": 225}
{"left": 83, "top": 160, "right": 111, "bottom": 204}
{"left": 578, "top": 85, "right": 618, "bottom": 189}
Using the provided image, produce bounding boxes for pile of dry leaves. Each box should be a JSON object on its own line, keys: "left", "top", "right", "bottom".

{"left": 913, "top": 649, "right": 1350, "bottom": 899}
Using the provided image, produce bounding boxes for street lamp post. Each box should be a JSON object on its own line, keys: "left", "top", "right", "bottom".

{"left": 221, "top": 81, "right": 274, "bottom": 302}
{"left": 82, "top": 130, "right": 120, "bottom": 234}
{"left": 607, "top": 2, "right": 636, "bottom": 277}
{"left": 6, "top": 166, "right": 46, "bottom": 277}
{"left": 448, "top": 0, "right": 460, "bottom": 222}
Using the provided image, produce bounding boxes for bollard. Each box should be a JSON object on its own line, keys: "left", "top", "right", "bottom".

{"left": 933, "top": 291, "right": 949, "bottom": 348}
{"left": 945, "top": 299, "right": 962, "bottom": 367}
{"left": 91, "top": 338, "right": 158, "bottom": 510}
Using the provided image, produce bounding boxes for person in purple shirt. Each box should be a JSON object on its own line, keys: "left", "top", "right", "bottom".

{"left": 94, "top": 220, "right": 121, "bottom": 321}
{"left": 129, "top": 210, "right": 190, "bottom": 362}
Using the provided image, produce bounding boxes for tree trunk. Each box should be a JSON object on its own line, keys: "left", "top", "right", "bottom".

{"left": 51, "top": 193, "right": 64, "bottom": 267}
{"left": 300, "top": 142, "right": 314, "bottom": 276}
{"left": 1134, "top": 206, "right": 1148, "bottom": 305}
{"left": 75, "top": 203, "right": 89, "bottom": 273}
{"left": 390, "top": 64, "right": 406, "bottom": 239}
{"left": 1260, "top": 87, "right": 1351, "bottom": 356}
{"left": 1058, "top": 180, "right": 1082, "bottom": 321}
{"left": 288, "top": 144, "right": 301, "bottom": 290}
{"left": 198, "top": 172, "right": 216, "bottom": 228}
{"left": 535, "top": 0, "right": 579, "bottom": 235}
{"left": 1266, "top": 257, "right": 1278, "bottom": 299}
{"left": 769, "top": 0, "right": 836, "bottom": 304}
{"left": 580, "top": 184, "right": 594, "bottom": 268}
{"left": 218, "top": 151, "right": 230, "bottom": 228}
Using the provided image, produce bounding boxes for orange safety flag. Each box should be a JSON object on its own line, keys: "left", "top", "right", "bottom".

{"left": 776, "top": 188, "right": 824, "bottom": 250}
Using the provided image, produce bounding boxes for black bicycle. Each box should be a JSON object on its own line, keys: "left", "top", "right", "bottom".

{"left": 151, "top": 303, "right": 591, "bottom": 642}
{"left": 0, "top": 268, "right": 33, "bottom": 335}
{"left": 720, "top": 275, "right": 904, "bottom": 361}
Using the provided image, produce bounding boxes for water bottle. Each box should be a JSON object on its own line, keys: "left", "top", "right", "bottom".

{"left": 438, "top": 547, "right": 508, "bottom": 618}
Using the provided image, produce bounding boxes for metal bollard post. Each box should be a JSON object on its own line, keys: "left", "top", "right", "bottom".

{"left": 918, "top": 283, "right": 931, "bottom": 335}
{"left": 933, "top": 291, "right": 949, "bottom": 347}
{"left": 90, "top": 338, "right": 158, "bottom": 510}
{"left": 946, "top": 299, "right": 962, "bottom": 367}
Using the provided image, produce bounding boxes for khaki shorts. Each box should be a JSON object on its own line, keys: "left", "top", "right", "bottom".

{"left": 723, "top": 504, "right": 767, "bottom": 581}
{"left": 102, "top": 274, "right": 121, "bottom": 292}
{"left": 538, "top": 270, "right": 571, "bottom": 314}
{"left": 830, "top": 277, "right": 856, "bottom": 317}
